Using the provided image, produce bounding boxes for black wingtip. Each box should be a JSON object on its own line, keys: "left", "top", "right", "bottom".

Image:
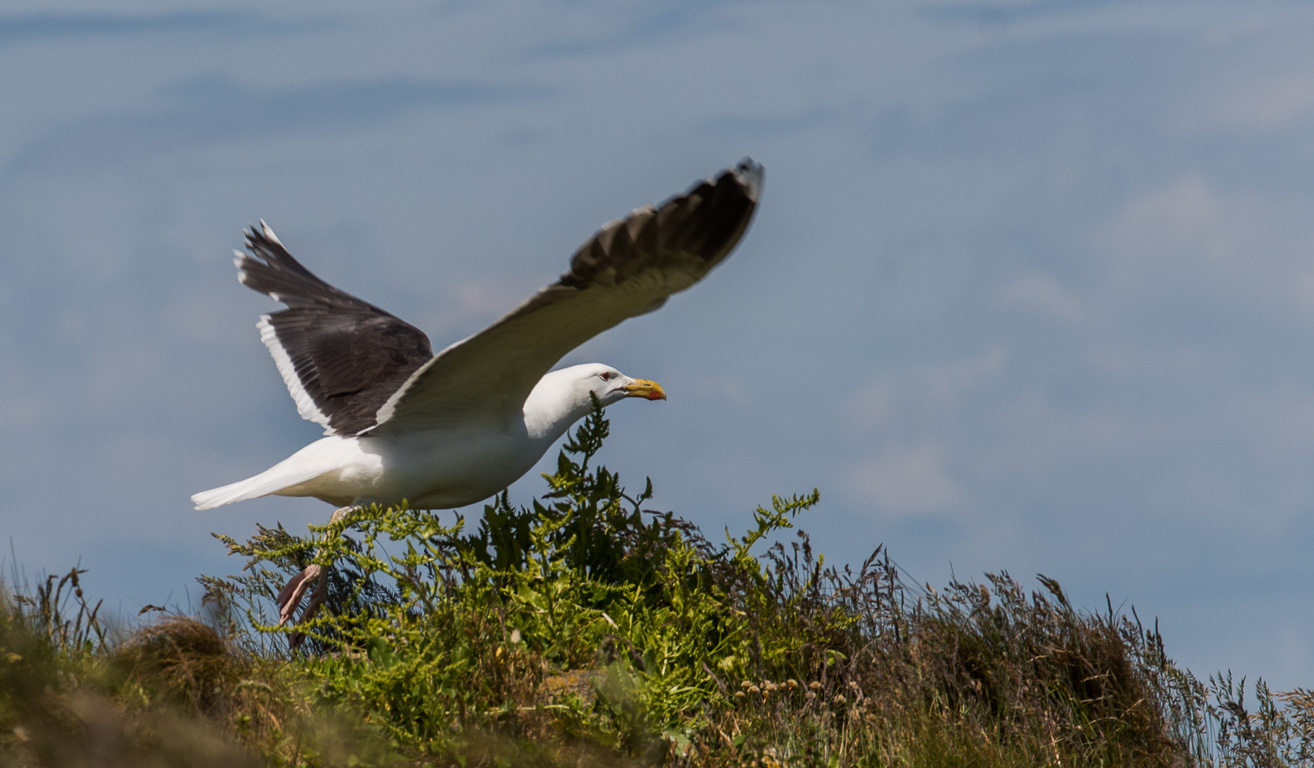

{"left": 672, "top": 158, "right": 761, "bottom": 263}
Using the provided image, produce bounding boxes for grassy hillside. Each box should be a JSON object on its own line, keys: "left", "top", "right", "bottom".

{"left": 4, "top": 404, "right": 1313, "bottom": 766}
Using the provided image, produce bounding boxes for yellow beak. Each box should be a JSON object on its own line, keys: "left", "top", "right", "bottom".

{"left": 623, "top": 378, "right": 667, "bottom": 401}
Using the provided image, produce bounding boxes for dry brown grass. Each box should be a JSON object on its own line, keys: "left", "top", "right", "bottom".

{"left": 664, "top": 567, "right": 1195, "bottom": 768}
{"left": 1, "top": 574, "right": 405, "bottom": 768}
{"left": 2, "top": 588, "right": 261, "bottom": 768}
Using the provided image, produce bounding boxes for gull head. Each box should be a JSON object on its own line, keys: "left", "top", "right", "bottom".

{"left": 523, "top": 363, "right": 666, "bottom": 439}
{"left": 576, "top": 363, "right": 666, "bottom": 406}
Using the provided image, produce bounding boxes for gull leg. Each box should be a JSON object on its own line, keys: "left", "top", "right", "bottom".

{"left": 277, "top": 505, "right": 354, "bottom": 642}
{"left": 287, "top": 574, "right": 330, "bottom": 651}
{"left": 276, "top": 564, "right": 325, "bottom": 626}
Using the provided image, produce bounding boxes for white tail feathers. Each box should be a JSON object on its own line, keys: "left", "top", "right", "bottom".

{"left": 191, "top": 437, "right": 354, "bottom": 510}
{"left": 191, "top": 474, "right": 280, "bottom": 510}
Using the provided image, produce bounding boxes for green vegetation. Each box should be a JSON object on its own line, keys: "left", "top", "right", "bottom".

{"left": 4, "top": 401, "right": 1314, "bottom": 766}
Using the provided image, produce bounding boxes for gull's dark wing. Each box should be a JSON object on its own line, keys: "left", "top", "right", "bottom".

{"left": 235, "top": 223, "right": 434, "bottom": 435}
{"left": 369, "top": 158, "right": 763, "bottom": 433}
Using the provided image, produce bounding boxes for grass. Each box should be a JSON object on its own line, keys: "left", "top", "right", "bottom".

{"left": 4, "top": 401, "right": 1314, "bottom": 766}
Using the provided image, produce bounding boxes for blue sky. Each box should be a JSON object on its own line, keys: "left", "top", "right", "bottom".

{"left": 4, "top": 1, "right": 1314, "bottom": 690}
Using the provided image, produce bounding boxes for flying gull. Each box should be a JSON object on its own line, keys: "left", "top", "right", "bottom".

{"left": 193, "top": 158, "right": 763, "bottom": 628}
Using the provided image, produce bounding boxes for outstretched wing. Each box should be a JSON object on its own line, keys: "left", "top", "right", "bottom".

{"left": 235, "top": 223, "right": 434, "bottom": 435}
{"left": 370, "top": 158, "right": 763, "bottom": 434}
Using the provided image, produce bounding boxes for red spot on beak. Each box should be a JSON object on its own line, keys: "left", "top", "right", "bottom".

{"left": 625, "top": 378, "right": 666, "bottom": 401}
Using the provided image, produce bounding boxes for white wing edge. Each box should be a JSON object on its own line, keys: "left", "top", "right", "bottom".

{"left": 256, "top": 315, "right": 335, "bottom": 434}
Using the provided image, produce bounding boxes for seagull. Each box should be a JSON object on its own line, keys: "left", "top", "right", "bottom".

{"left": 193, "top": 158, "right": 763, "bottom": 630}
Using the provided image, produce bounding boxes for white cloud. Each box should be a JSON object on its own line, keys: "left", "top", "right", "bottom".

{"left": 844, "top": 378, "right": 895, "bottom": 429}
{"left": 919, "top": 347, "right": 1008, "bottom": 404}
{"left": 1104, "top": 173, "right": 1226, "bottom": 266}
{"left": 845, "top": 347, "right": 1007, "bottom": 430}
{"left": 979, "top": 392, "right": 1170, "bottom": 476}
{"left": 1099, "top": 173, "right": 1314, "bottom": 316}
{"left": 1207, "top": 69, "right": 1314, "bottom": 133}
{"left": 847, "top": 442, "right": 961, "bottom": 515}
{"left": 990, "top": 272, "right": 1086, "bottom": 324}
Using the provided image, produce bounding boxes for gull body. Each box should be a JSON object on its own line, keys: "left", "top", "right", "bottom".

{"left": 194, "top": 364, "right": 662, "bottom": 510}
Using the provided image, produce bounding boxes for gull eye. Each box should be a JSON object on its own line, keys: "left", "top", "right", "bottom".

{"left": 599, "top": 371, "right": 613, "bottom": 382}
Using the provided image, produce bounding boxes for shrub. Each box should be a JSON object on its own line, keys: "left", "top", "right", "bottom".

{"left": 201, "top": 400, "right": 1255, "bottom": 766}
{"left": 6, "top": 401, "right": 1312, "bottom": 765}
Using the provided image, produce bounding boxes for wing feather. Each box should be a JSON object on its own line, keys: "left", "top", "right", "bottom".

{"left": 370, "top": 158, "right": 763, "bottom": 433}
{"left": 237, "top": 223, "right": 434, "bottom": 435}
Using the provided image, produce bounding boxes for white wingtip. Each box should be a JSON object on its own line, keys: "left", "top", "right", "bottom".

{"left": 260, "top": 219, "right": 283, "bottom": 246}
{"left": 733, "top": 157, "right": 764, "bottom": 202}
